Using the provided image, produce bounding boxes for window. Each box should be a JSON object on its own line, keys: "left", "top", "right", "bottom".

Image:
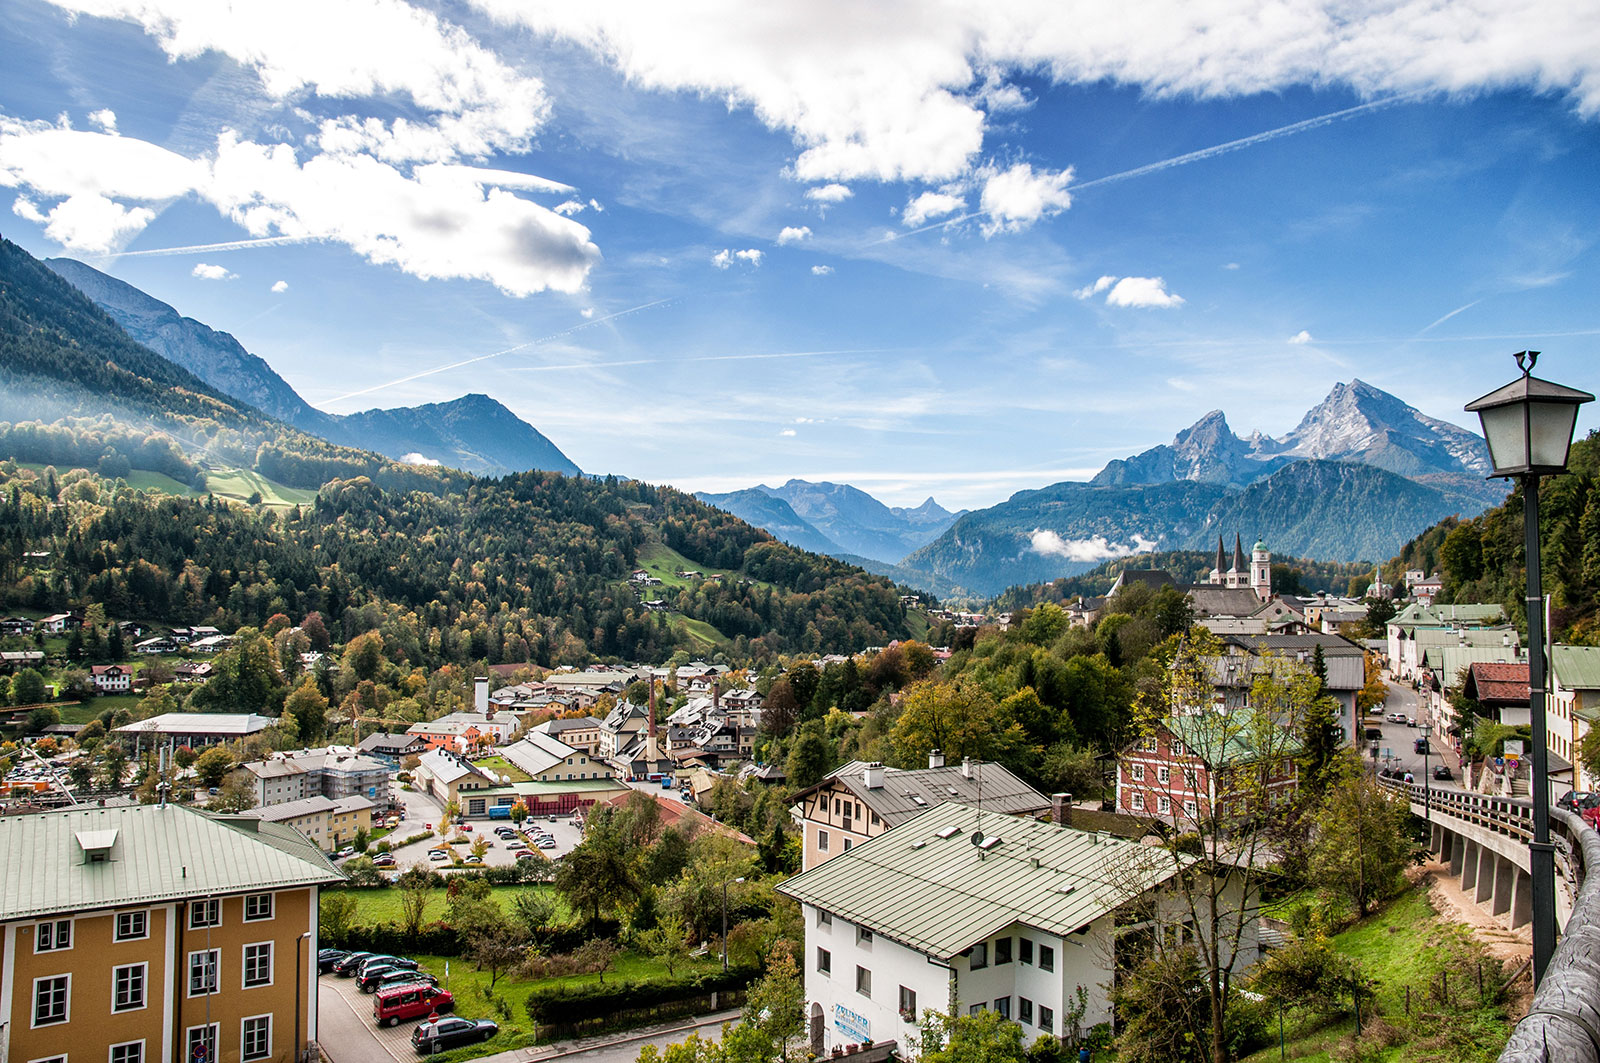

{"left": 817, "top": 948, "right": 831, "bottom": 974}
{"left": 898, "top": 985, "right": 917, "bottom": 1021}
{"left": 1157, "top": 766, "right": 1171, "bottom": 785}
{"left": 189, "top": 899, "right": 220, "bottom": 929}
{"left": 1039, "top": 1005, "right": 1054, "bottom": 1033}
{"left": 1158, "top": 795, "right": 1172, "bottom": 814}
{"left": 1131, "top": 792, "right": 1145, "bottom": 811}
{"left": 1019, "top": 997, "right": 1034, "bottom": 1024}
{"left": 1172, "top": 739, "right": 1187, "bottom": 756}
{"left": 113, "top": 963, "right": 147, "bottom": 1012}
{"left": 855, "top": 966, "right": 872, "bottom": 997}
{"left": 968, "top": 1004, "right": 983, "bottom": 1017}
{"left": 816, "top": 909, "right": 832, "bottom": 927}
{"left": 111, "top": 1041, "right": 145, "bottom": 1063}
{"left": 817, "top": 829, "right": 829, "bottom": 852}
{"left": 994, "top": 937, "right": 1012, "bottom": 964}
{"left": 993, "top": 996, "right": 1010, "bottom": 1019}
{"left": 1019, "top": 937, "right": 1034, "bottom": 965}
{"left": 243, "top": 943, "right": 273, "bottom": 988}
{"left": 856, "top": 925, "right": 872, "bottom": 945}
{"left": 1184, "top": 800, "right": 1198, "bottom": 818}
{"left": 1137, "top": 735, "right": 1157, "bottom": 752}
{"left": 968, "top": 942, "right": 988, "bottom": 969}
{"left": 1129, "top": 764, "right": 1145, "bottom": 782}
{"left": 36, "top": 919, "right": 72, "bottom": 952}
{"left": 116, "top": 911, "right": 149, "bottom": 941}
{"left": 244, "top": 893, "right": 273, "bottom": 921}
{"left": 1039, "top": 944, "right": 1055, "bottom": 972}
{"left": 241, "top": 1015, "right": 272, "bottom": 1061}
{"left": 186, "top": 1025, "right": 219, "bottom": 1063}
{"left": 843, "top": 838, "right": 852, "bottom": 852}
{"left": 189, "top": 949, "right": 220, "bottom": 996}
{"left": 33, "top": 974, "right": 70, "bottom": 1026}
{"left": 1183, "top": 768, "right": 1199, "bottom": 790}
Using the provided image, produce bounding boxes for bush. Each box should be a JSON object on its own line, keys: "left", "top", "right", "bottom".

{"left": 525, "top": 965, "right": 758, "bottom": 1026}
{"left": 340, "top": 920, "right": 458, "bottom": 957}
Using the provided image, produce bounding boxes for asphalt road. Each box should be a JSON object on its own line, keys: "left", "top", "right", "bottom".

{"left": 1360, "top": 678, "right": 1463, "bottom": 786}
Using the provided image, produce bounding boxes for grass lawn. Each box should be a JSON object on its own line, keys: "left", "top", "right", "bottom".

{"left": 676, "top": 616, "right": 726, "bottom": 651}
{"left": 344, "top": 884, "right": 573, "bottom": 928}
{"left": 1239, "top": 884, "right": 1514, "bottom": 1063}
{"left": 202, "top": 467, "right": 317, "bottom": 508}
{"left": 408, "top": 949, "right": 728, "bottom": 1059}
{"left": 470, "top": 756, "right": 531, "bottom": 783}
{"left": 124, "top": 469, "right": 198, "bottom": 496}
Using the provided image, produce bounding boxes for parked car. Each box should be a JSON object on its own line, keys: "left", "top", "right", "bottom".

{"left": 336, "top": 846, "right": 357, "bottom": 858}
{"left": 1414, "top": 737, "right": 1430, "bottom": 755}
{"left": 1557, "top": 791, "right": 1600, "bottom": 828}
{"left": 358, "top": 955, "right": 419, "bottom": 979}
{"left": 1432, "top": 764, "right": 1454, "bottom": 780}
{"left": 361, "top": 968, "right": 435, "bottom": 994}
{"left": 1386, "top": 712, "right": 1407, "bottom": 724}
{"left": 333, "top": 951, "right": 379, "bottom": 976}
{"left": 515, "top": 850, "right": 539, "bottom": 861}
{"left": 428, "top": 849, "right": 450, "bottom": 862}
{"left": 464, "top": 855, "right": 485, "bottom": 865}
{"left": 317, "top": 948, "right": 351, "bottom": 973}
{"left": 536, "top": 837, "right": 557, "bottom": 849}
{"left": 372, "top": 983, "right": 453, "bottom": 1027}
{"left": 371, "top": 853, "right": 397, "bottom": 868}
{"left": 1406, "top": 716, "right": 1417, "bottom": 727}
{"left": 412, "top": 1017, "right": 498, "bottom": 1053}
{"left": 460, "top": 823, "right": 473, "bottom": 832}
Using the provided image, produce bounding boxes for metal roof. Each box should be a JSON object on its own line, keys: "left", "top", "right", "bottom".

{"left": 776, "top": 802, "right": 1184, "bottom": 960}
{"left": 0, "top": 803, "right": 342, "bottom": 922}
{"left": 1424, "top": 646, "right": 1522, "bottom": 686}
{"left": 1554, "top": 646, "right": 1600, "bottom": 693}
{"left": 803, "top": 760, "right": 1049, "bottom": 829}
{"left": 114, "top": 712, "right": 276, "bottom": 736}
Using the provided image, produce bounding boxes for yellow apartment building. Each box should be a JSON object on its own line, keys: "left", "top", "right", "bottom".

{"left": 0, "top": 803, "right": 343, "bottom": 1063}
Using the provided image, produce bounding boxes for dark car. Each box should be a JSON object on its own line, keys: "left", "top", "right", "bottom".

{"left": 333, "top": 951, "right": 379, "bottom": 976}
{"left": 1557, "top": 791, "right": 1600, "bottom": 828}
{"left": 1432, "top": 764, "right": 1453, "bottom": 781}
{"left": 318, "top": 948, "right": 351, "bottom": 974}
{"left": 412, "top": 1017, "right": 498, "bottom": 1053}
{"left": 361, "top": 968, "right": 437, "bottom": 994}
{"left": 357, "top": 955, "right": 418, "bottom": 979}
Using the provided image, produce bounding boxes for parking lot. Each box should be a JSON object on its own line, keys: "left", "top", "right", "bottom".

{"left": 320, "top": 970, "right": 419, "bottom": 1062}
{"left": 368, "top": 810, "right": 586, "bottom": 875}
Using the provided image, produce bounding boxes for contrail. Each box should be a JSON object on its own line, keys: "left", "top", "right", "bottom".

{"left": 869, "top": 92, "right": 1424, "bottom": 246}
{"left": 507, "top": 347, "right": 893, "bottom": 373}
{"left": 323, "top": 298, "right": 675, "bottom": 404}
{"left": 94, "top": 234, "right": 323, "bottom": 258}
{"left": 1420, "top": 299, "right": 1483, "bottom": 334}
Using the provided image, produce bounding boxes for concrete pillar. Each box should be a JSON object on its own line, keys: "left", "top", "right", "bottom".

{"left": 1430, "top": 822, "right": 1444, "bottom": 855}
{"left": 1474, "top": 846, "right": 1496, "bottom": 905}
{"left": 1448, "top": 831, "right": 1465, "bottom": 876}
{"left": 1492, "top": 854, "right": 1514, "bottom": 917}
{"left": 1460, "top": 838, "right": 1480, "bottom": 891}
{"left": 1510, "top": 869, "right": 1534, "bottom": 930}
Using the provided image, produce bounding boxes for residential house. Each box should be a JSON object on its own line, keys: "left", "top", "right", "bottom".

{"left": 89, "top": 663, "right": 134, "bottom": 694}
{"left": 531, "top": 715, "right": 603, "bottom": 753}
{"left": 172, "top": 661, "right": 214, "bottom": 684}
{"left": 777, "top": 801, "right": 1258, "bottom": 1058}
{"left": 597, "top": 700, "right": 650, "bottom": 762}
{"left": 1463, "top": 662, "right": 1532, "bottom": 726}
{"left": 0, "top": 649, "right": 45, "bottom": 674}
{"left": 0, "top": 616, "right": 35, "bottom": 637}
{"left": 791, "top": 755, "right": 1050, "bottom": 872}
{"left": 500, "top": 731, "right": 612, "bottom": 782}
{"left": 1218, "top": 633, "right": 1366, "bottom": 743}
{"left": 239, "top": 794, "right": 375, "bottom": 851}
{"left": 0, "top": 803, "right": 342, "bottom": 1063}
{"left": 190, "top": 634, "right": 234, "bottom": 655}
{"left": 412, "top": 748, "right": 501, "bottom": 807}
{"left": 38, "top": 612, "right": 84, "bottom": 634}
{"left": 233, "top": 747, "right": 391, "bottom": 808}
{"left": 1552, "top": 646, "right": 1600, "bottom": 788}
{"left": 1116, "top": 712, "right": 1300, "bottom": 822}
{"left": 134, "top": 635, "right": 179, "bottom": 655}
{"left": 1385, "top": 603, "right": 1510, "bottom": 679}
{"left": 356, "top": 731, "right": 429, "bottom": 766}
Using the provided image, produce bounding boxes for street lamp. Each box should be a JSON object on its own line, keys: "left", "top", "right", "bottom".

{"left": 1465, "top": 351, "right": 1594, "bottom": 987}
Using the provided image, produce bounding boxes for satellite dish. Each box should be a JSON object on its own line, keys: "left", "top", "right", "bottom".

{"left": 970, "top": 831, "right": 984, "bottom": 847}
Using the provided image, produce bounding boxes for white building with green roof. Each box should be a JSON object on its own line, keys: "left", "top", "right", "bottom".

{"left": 777, "top": 801, "right": 1252, "bottom": 1058}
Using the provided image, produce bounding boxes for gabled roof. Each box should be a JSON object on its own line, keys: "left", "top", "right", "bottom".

{"left": 501, "top": 731, "right": 585, "bottom": 776}
{"left": 1554, "top": 646, "right": 1600, "bottom": 695}
{"left": 359, "top": 732, "right": 426, "bottom": 754}
{"left": 1154, "top": 712, "right": 1304, "bottom": 767}
{"left": 1187, "top": 587, "right": 1266, "bottom": 618}
{"left": 114, "top": 712, "right": 274, "bottom": 736}
{"left": 0, "top": 803, "right": 341, "bottom": 921}
{"left": 417, "top": 747, "right": 495, "bottom": 786}
{"left": 1467, "top": 662, "right": 1531, "bottom": 705}
{"left": 776, "top": 802, "right": 1184, "bottom": 960}
{"left": 796, "top": 760, "right": 1049, "bottom": 829}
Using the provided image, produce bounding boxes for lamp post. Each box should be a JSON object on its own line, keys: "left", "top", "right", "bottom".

{"left": 1465, "top": 351, "right": 1594, "bottom": 987}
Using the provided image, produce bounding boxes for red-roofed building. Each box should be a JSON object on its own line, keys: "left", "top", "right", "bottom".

{"left": 598, "top": 790, "right": 755, "bottom": 845}
{"left": 1465, "top": 661, "right": 1532, "bottom": 726}
{"left": 89, "top": 663, "right": 133, "bottom": 693}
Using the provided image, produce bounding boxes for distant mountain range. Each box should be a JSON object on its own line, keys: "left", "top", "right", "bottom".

{"left": 699, "top": 382, "right": 1507, "bottom": 599}
{"left": 698, "top": 479, "right": 963, "bottom": 565}
{"left": 45, "top": 258, "right": 580, "bottom": 478}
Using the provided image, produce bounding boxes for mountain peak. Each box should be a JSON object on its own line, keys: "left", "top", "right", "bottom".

{"left": 1271, "top": 378, "right": 1489, "bottom": 477}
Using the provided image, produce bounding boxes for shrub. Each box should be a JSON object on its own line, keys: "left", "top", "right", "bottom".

{"left": 525, "top": 965, "right": 758, "bottom": 1026}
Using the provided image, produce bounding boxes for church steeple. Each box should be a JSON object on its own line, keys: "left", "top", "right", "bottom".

{"left": 1211, "top": 536, "right": 1226, "bottom": 585}
{"left": 1232, "top": 533, "right": 1246, "bottom": 574}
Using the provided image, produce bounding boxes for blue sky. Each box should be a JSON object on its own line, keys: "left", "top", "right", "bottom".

{"left": 3, "top": 0, "right": 1598, "bottom": 510}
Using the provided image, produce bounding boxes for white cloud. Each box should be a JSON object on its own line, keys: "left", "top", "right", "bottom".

{"left": 1029, "top": 529, "right": 1159, "bottom": 562}
{"left": 1288, "top": 329, "right": 1313, "bottom": 344}
{"left": 400, "top": 452, "right": 442, "bottom": 466}
{"left": 1223, "top": 262, "right": 1241, "bottom": 270}
{"left": 191, "top": 262, "right": 235, "bottom": 280}
{"left": 271, "top": 279, "right": 288, "bottom": 292}
{"left": 804, "top": 183, "right": 853, "bottom": 204}
{"left": 779, "top": 428, "right": 797, "bottom": 437}
{"left": 811, "top": 264, "right": 833, "bottom": 275}
{"left": 712, "top": 248, "right": 762, "bottom": 269}
{"left": 1073, "top": 274, "right": 1117, "bottom": 300}
{"left": 1105, "top": 276, "right": 1184, "bottom": 309}
{"left": 902, "top": 189, "right": 965, "bottom": 227}
{"left": 580, "top": 307, "right": 595, "bottom": 318}
{"left": 25, "top": 193, "right": 156, "bottom": 252}
{"left": 11, "top": 196, "right": 47, "bottom": 223}
{"left": 478, "top": 0, "right": 1600, "bottom": 193}
{"left": 777, "top": 225, "right": 811, "bottom": 244}
{"left": 588, "top": 198, "right": 604, "bottom": 212}
{"left": 976, "top": 161, "right": 1073, "bottom": 235}
{"left": 87, "top": 109, "right": 117, "bottom": 134}
{"left": 552, "top": 199, "right": 586, "bottom": 215}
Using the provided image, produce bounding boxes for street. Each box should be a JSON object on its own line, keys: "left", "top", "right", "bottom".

{"left": 1360, "top": 677, "right": 1462, "bottom": 787}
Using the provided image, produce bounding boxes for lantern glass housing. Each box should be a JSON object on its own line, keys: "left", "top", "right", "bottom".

{"left": 1465, "top": 365, "right": 1593, "bottom": 478}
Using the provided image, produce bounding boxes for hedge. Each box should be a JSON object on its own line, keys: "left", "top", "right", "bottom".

{"left": 339, "top": 921, "right": 459, "bottom": 957}
{"left": 526, "top": 965, "right": 759, "bottom": 1026}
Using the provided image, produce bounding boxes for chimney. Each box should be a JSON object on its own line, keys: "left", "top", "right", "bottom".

{"left": 862, "top": 762, "right": 884, "bottom": 790}
{"left": 960, "top": 757, "right": 974, "bottom": 779}
{"left": 1051, "top": 792, "right": 1072, "bottom": 827}
{"left": 474, "top": 676, "right": 489, "bottom": 714}
{"left": 928, "top": 748, "right": 945, "bottom": 769}
{"left": 648, "top": 679, "right": 658, "bottom": 738}
{"left": 713, "top": 680, "right": 721, "bottom": 714}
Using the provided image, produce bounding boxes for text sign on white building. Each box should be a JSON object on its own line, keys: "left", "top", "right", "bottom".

{"left": 834, "top": 1003, "right": 870, "bottom": 1042}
